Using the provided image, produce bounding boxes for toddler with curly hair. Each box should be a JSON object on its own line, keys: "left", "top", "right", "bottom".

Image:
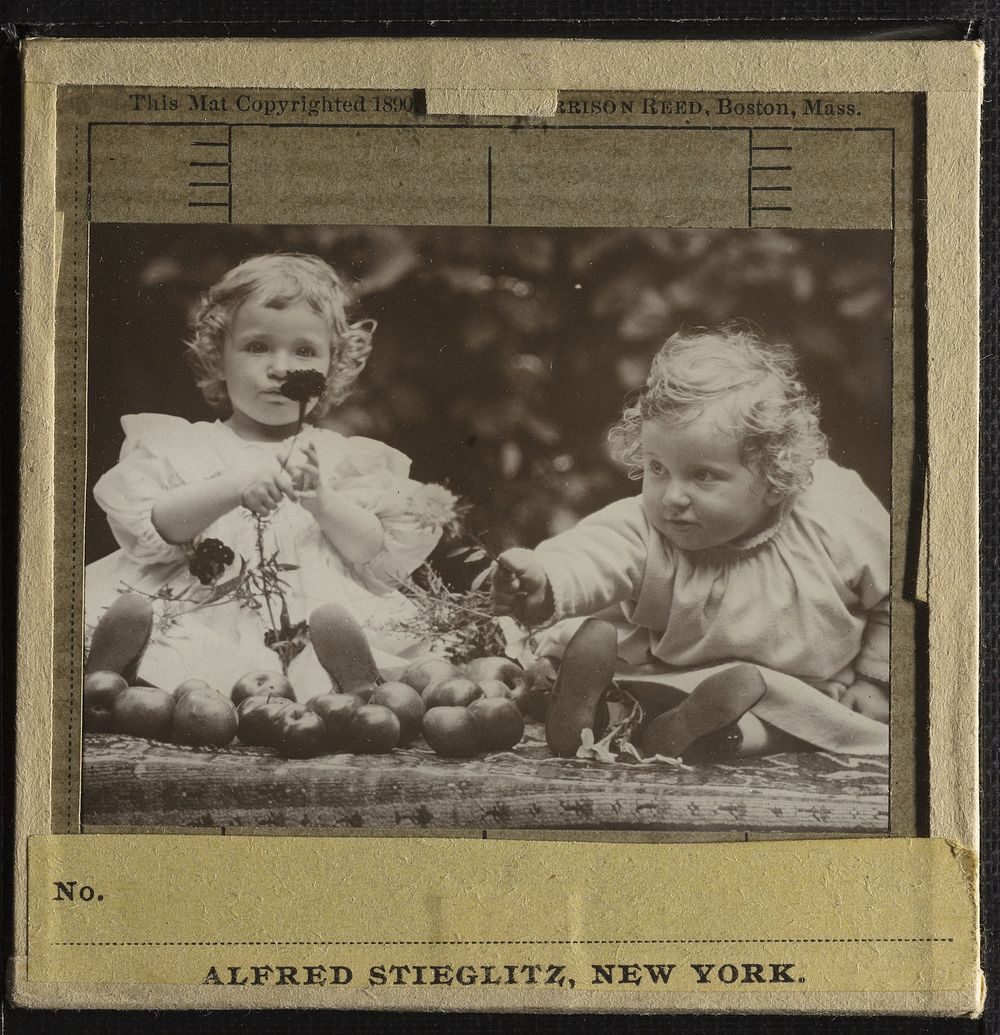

{"left": 85, "top": 253, "right": 453, "bottom": 700}
{"left": 494, "top": 327, "right": 890, "bottom": 761}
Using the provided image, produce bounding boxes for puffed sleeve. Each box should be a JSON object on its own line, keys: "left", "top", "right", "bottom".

{"left": 322, "top": 436, "right": 446, "bottom": 590}
{"left": 91, "top": 414, "right": 217, "bottom": 565}
{"left": 805, "top": 461, "right": 891, "bottom": 683}
{"left": 534, "top": 497, "right": 652, "bottom": 619}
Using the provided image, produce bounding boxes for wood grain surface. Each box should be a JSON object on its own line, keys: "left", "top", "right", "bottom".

{"left": 81, "top": 726, "right": 889, "bottom": 833}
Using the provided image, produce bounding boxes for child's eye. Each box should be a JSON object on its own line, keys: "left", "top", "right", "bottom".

{"left": 646, "top": 460, "right": 666, "bottom": 476}
{"left": 295, "top": 345, "right": 319, "bottom": 359}
{"left": 693, "top": 469, "right": 718, "bottom": 484}
{"left": 244, "top": 340, "right": 268, "bottom": 354}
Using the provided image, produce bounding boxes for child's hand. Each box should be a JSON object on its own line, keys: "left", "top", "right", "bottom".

{"left": 294, "top": 442, "right": 335, "bottom": 518}
{"left": 492, "top": 548, "right": 555, "bottom": 626}
{"left": 840, "top": 677, "right": 890, "bottom": 723}
{"left": 232, "top": 455, "right": 298, "bottom": 517}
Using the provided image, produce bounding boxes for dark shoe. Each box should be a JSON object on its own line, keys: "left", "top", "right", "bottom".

{"left": 681, "top": 722, "right": 744, "bottom": 763}
{"left": 86, "top": 593, "right": 154, "bottom": 685}
{"left": 545, "top": 619, "right": 618, "bottom": 757}
{"left": 309, "top": 604, "right": 382, "bottom": 698}
{"left": 639, "top": 663, "right": 766, "bottom": 760}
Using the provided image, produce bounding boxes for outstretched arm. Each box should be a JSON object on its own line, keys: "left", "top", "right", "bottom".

{"left": 518, "top": 497, "right": 653, "bottom": 620}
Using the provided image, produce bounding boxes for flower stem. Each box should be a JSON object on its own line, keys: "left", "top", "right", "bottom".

{"left": 280, "top": 400, "right": 307, "bottom": 471}
{"left": 254, "top": 517, "right": 279, "bottom": 634}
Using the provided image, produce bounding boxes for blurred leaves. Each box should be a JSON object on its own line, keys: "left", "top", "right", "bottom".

{"left": 90, "top": 224, "right": 892, "bottom": 571}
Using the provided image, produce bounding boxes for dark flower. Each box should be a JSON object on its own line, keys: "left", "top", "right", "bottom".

{"left": 188, "top": 537, "right": 235, "bottom": 586}
{"left": 279, "top": 369, "right": 327, "bottom": 404}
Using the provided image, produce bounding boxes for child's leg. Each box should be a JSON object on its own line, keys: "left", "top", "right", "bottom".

{"left": 545, "top": 618, "right": 618, "bottom": 757}
{"left": 309, "top": 603, "right": 383, "bottom": 698}
{"left": 733, "top": 711, "right": 811, "bottom": 756}
{"left": 85, "top": 593, "right": 154, "bottom": 685}
{"left": 621, "top": 667, "right": 813, "bottom": 761}
{"left": 540, "top": 631, "right": 881, "bottom": 761}
{"left": 639, "top": 664, "right": 768, "bottom": 760}
{"left": 542, "top": 629, "right": 787, "bottom": 761}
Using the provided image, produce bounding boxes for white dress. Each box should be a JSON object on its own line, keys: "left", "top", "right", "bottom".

{"left": 85, "top": 414, "right": 443, "bottom": 701}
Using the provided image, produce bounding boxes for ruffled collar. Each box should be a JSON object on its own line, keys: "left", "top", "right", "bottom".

{"left": 671, "top": 496, "right": 794, "bottom": 561}
{"left": 213, "top": 419, "right": 330, "bottom": 450}
{"left": 724, "top": 497, "right": 793, "bottom": 552}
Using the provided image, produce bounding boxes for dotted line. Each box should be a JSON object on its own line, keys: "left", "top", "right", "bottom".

{"left": 56, "top": 937, "right": 955, "bottom": 947}
{"left": 66, "top": 123, "right": 81, "bottom": 832}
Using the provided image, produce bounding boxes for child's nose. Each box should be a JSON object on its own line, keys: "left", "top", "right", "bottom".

{"left": 662, "top": 482, "right": 691, "bottom": 509}
{"left": 267, "top": 355, "right": 289, "bottom": 378}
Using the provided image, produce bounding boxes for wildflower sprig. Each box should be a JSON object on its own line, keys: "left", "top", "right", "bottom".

{"left": 124, "top": 523, "right": 306, "bottom": 674}
{"left": 376, "top": 562, "right": 511, "bottom": 664}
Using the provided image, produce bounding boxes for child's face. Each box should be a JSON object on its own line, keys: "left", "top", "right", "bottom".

{"left": 640, "top": 415, "right": 781, "bottom": 550}
{"left": 222, "top": 300, "right": 332, "bottom": 433}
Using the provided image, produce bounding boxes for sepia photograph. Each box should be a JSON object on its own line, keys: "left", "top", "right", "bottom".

{"left": 13, "top": 37, "right": 983, "bottom": 1015}
{"left": 81, "top": 222, "right": 893, "bottom": 834}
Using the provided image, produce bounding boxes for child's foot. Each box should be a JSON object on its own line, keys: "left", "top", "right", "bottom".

{"left": 639, "top": 663, "right": 766, "bottom": 761}
{"left": 678, "top": 723, "right": 744, "bottom": 764}
{"left": 86, "top": 594, "right": 154, "bottom": 685}
{"left": 545, "top": 619, "right": 618, "bottom": 757}
{"left": 309, "top": 604, "right": 383, "bottom": 699}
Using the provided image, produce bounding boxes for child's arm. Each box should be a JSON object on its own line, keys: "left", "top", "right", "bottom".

{"left": 496, "top": 497, "right": 651, "bottom": 623}
{"left": 301, "top": 492, "right": 386, "bottom": 567}
{"left": 843, "top": 597, "right": 890, "bottom": 721}
{"left": 296, "top": 443, "right": 385, "bottom": 566}
{"left": 151, "top": 454, "right": 298, "bottom": 544}
{"left": 835, "top": 466, "right": 891, "bottom": 723}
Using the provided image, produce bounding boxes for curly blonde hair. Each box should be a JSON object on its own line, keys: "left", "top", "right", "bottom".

{"left": 185, "top": 252, "right": 374, "bottom": 420}
{"left": 610, "top": 326, "right": 828, "bottom": 498}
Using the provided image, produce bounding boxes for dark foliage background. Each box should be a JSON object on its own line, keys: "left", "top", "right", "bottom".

{"left": 85, "top": 224, "right": 892, "bottom": 566}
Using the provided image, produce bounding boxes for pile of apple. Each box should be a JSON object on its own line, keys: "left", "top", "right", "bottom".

{"left": 82, "top": 672, "right": 240, "bottom": 747}
{"left": 82, "top": 655, "right": 557, "bottom": 761}
{"left": 397, "top": 656, "right": 538, "bottom": 760}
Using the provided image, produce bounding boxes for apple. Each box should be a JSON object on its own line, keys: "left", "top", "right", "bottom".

{"left": 83, "top": 671, "right": 128, "bottom": 732}
{"left": 111, "top": 686, "right": 175, "bottom": 740}
{"left": 307, "top": 692, "right": 360, "bottom": 749}
{"left": 422, "top": 706, "right": 482, "bottom": 758}
{"left": 477, "top": 679, "right": 512, "bottom": 700}
{"left": 237, "top": 696, "right": 294, "bottom": 747}
{"left": 507, "top": 682, "right": 532, "bottom": 715}
{"left": 173, "top": 691, "right": 238, "bottom": 747}
{"left": 521, "top": 657, "right": 558, "bottom": 720}
{"left": 230, "top": 670, "right": 295, "bottom": 707}
{"left": 370, "top": 681, "right": 425, "bottom": 743}
{"left": 463, "top": 656, "right": 525, "bottom": 690}
{"left": 173, "top": 678, "right": 213, "bottom": 699}
{"left": 340, "top": 682, "right": 376, "bottom": 704}
{"left": 346, "top": 704, "right": 400, "bottom": 754}
{"left": 468, "top": 697, "right": 525, "bottom": 751}
{"left": 423, "top": 676, "right": 484, "bottom": 709}
{"left": 398, "top": 657, "right": 462, "bottom": 695}
{"left": 274, "top": 705, "right": 329, "bottom": 759}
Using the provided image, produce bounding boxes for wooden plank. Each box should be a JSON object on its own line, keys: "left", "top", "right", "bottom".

{"left": 81, "top": 733, "right": 888, "bottom": 834}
